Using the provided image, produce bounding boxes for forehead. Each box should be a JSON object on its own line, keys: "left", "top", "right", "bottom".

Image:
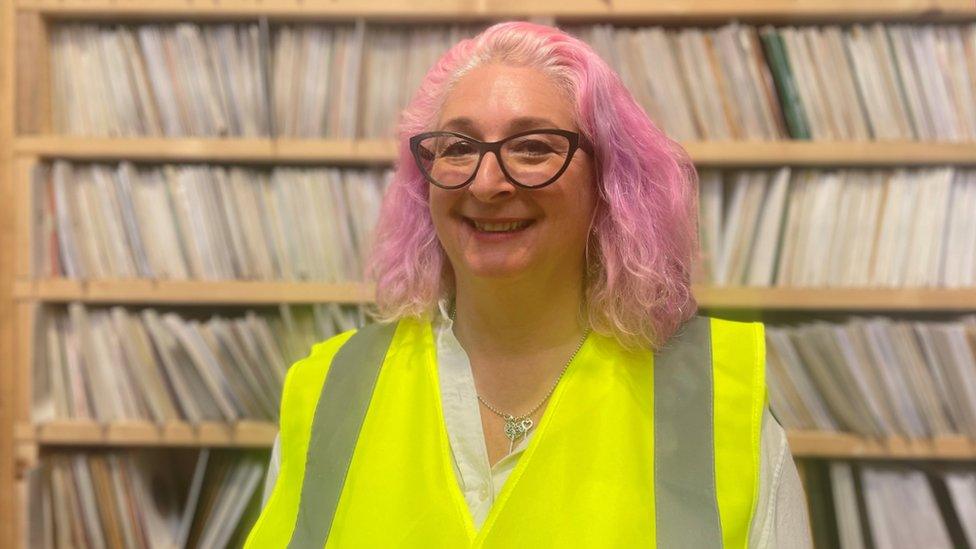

{"left": 436, "top": 64, "right": 576, "bottom": 136}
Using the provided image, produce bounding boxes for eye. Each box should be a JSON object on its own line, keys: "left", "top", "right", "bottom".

{"left": 441, "top": 140, "right": 477, "bottom": 157}
{"left": 510, "top": 139, "right": 556, "bottom": 156}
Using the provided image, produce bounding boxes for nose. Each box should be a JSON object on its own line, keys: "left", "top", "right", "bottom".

{"left": 467, "top": 150, "right": 516, "bottom": 202}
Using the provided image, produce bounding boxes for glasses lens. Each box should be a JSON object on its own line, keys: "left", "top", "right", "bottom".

{"left": 416, "top": 134, "right": 480, "bottom": 188}
{"left": 501, "top": 133, "right": 572, "bottom": 187}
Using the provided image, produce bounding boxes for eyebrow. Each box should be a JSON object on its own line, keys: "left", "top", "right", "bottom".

{"left": 439, "top": 116, "right": 564, "bottom": 136}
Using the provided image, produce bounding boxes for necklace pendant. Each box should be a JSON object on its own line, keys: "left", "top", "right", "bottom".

{"left": 503, "top": 415, "right": 534, "bottom": 442}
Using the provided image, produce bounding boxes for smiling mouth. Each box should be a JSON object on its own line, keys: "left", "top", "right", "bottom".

{"left": 464, "top": 218, "right": 535, "bottom": 233}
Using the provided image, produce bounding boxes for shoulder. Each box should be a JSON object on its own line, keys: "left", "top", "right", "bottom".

{"left": 701, "top": 315, "right": 765, "bottom": 338}
{"left": 280, "top": 328, "right": 359, "bottom": 413}
{"left": 280, "top": 319, "right": 415, "bottom": 409}
{"left": 697, "top": 315, "right": 765, "bottom": 361}
{"left": 286, "top": 328, "right": 359, "bottom": 382}
{"left": 667, "top": 315, "right": 764, "bottom": 356}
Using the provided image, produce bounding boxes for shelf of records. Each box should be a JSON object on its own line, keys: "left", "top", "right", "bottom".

{"left": 27, "top": 161, "right": 976, "bottom": 292}
{"left": 30, "top": 162, "right": 389, "bottom": 283}
{"left": 19, "top": 304, "right": 976, "bottom": 458}
{"left": 17, "top": 452, "right": 976, "bottom": 549}
{"left": 37, "top": 20, "right": 976, "bottom": 143}
{"left": 22, "top": 448, "right": 266, "bottom": 549}
{"left": 15, "top": 136, "right": 976, "bottom": 167}
{"left": 28, "top": 302, "right": 366, "bottom": 426}
{"left": 768, "top": 317, "right": 976, "bottom": 446}
{"left": 14, "top": 0, "right": 976, "bottom": 22}
{"left": 806, "top": 461, "right": 976, "bottom": 549}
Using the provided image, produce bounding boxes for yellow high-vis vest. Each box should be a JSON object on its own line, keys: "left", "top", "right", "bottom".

{"left": 246, "top": 315, "right": 766, "bottom": 548}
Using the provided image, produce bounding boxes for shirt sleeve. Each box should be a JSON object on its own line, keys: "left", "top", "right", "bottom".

{"left": 261, "top": 434, "right": 282, "bottom": 507}
{"left": 749, "top": 407, "right": 814, "bottom": 549}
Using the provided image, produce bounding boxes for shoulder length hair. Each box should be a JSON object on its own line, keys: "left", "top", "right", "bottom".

{"left": 366, "top": 21, "right": 698, "bottom": 350}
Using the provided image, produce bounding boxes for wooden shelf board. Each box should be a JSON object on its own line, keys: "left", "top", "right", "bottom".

{"left": 15, "top": 136, "right": 976, "bottom": 166}
{"left": 693, "top": 286, "right": 976, "bottom": 311}
{"left": 16, "top": 0, "right": 976, "bottom": 22}
{"left": 14, "top": 279, "right": 976, "bottom": 310}
{"left": 787, "top": 431, "right": 976, "bottom": 460}
{"left": 13, "top": 279, "right": 376, "bottom": 305}
{"left": 17, "top": 422, "right": 976, "bottom": 458}
{"left": 14, "top": 136, "right": 398, "bottom": 165}
{"left": 16, "top": 420, "right": 277, "bottom": 448}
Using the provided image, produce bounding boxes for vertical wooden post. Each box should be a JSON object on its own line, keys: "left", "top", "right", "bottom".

{"left": 15, "top": 11, "right": 50, "bottom": 136}
{"left": 5, "top": 8, "right": 48, "bottom": 547}
{"left": 0, "top": 0, "right": 18, "bottom": 545}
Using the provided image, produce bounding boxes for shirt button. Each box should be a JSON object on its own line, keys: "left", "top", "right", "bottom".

{"left": 478, "top": 486, "right": 489, "bottom": 501}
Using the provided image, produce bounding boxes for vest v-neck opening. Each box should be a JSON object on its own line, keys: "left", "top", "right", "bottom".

{"left": 422, "top": 320, "right": 480, "bottom": 540}
{"left": 424, "top": 320, "right": 594, "bottom": 544}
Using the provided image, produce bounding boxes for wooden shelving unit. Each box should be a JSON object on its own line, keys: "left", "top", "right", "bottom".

{"left": 4, "top": 1, "right": 976, "bottom": 547}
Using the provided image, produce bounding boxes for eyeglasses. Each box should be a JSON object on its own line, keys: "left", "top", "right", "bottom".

{"left": 409, "top": 129, "right": 588, "bottom": 190}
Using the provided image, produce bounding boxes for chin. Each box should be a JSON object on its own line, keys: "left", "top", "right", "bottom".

{"left": 461, "top": 256, "right": 534, "bottom": 280}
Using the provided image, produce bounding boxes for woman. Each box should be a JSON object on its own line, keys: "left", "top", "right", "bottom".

{"left": 248, "top": 22, "right": 811, "bottom": 548}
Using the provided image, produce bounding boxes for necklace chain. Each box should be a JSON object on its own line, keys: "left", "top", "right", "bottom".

{"left": 449, "top": 304, "right": 589, "bottom": 448}
{"left": 474, "top": 330, "right": 588, "bottom": 421}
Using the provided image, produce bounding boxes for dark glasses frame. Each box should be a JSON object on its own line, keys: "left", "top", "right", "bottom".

{"left": 409, "top": 128, "right": 590, "bottom": 190}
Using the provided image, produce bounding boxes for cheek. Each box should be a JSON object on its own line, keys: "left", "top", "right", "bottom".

{"left": 428, "top": 187, "right": 457, "bottom": 241}
{"left": 550, "top": 175, "right": 598, "bottom": 239}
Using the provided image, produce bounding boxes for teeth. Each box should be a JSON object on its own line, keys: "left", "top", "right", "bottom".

{"left": 473, "top": 220, "right": 529, "bottom": 232}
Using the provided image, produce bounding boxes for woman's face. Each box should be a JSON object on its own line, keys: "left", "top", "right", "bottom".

{"left": 428, "top": 64, "right": 597, "bottom": 284}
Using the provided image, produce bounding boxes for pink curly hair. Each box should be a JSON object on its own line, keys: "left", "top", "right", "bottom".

{"left": 366, "top": 21, "right": 698, "bottom": 349}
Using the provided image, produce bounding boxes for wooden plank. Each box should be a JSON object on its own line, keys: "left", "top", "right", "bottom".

{"left": 787, "top": 431, "right": 976, "bottom": 460}
{"left": 15, "top": 0, "right": 976, "bottom": 22}
{"left": 0, "top": 0, "right": 15, "bottom": 543}
{"left": 682, "top": 141, "right": 976, "bottom": 167}
{"left": 12, "top": 280, "right": 976, "bottom": 311}
{"left": 22, "top": 420, "right": 278, "bottom": 447}
{"left": 694, "top": 286, "right": 976, "bottom": 311}
{"left": 19, "top": 421, "right": 976, "bottom": 459}
{"left": 13, "top": 304, "right": 36, "bottom": 431}
{"left": 14, "top": 279, "right": 377, "bottom": 304}
{"left": 13, "top": 12, "right": 48, "bottom": 135}
{"left": 15, "top": 136, "right": 976, "bottom": 166}
{"left": 12, "top": 157, "right": 35, "bottom": 280}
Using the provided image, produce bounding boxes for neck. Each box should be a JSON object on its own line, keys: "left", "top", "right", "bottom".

{"left": 451, "top": 271, "right": 587, "bottom": 362}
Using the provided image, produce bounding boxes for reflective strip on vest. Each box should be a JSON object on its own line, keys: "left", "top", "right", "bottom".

{"left": 288, "top": 322, "right": 398, "bottom": 549}
{"left": 249, "top": 316, "right": 763, "bottom": 548}
{"left": 653, "top": 316, "right": 723, "bottom": 547}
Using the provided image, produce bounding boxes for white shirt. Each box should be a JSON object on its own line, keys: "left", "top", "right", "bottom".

{"left": 263, "top": 308, "right": 813, "bottom": 548}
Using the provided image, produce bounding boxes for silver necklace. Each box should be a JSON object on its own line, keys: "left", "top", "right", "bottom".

{"left": 450, "top": 305, "right": 590, "bottom": 451}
